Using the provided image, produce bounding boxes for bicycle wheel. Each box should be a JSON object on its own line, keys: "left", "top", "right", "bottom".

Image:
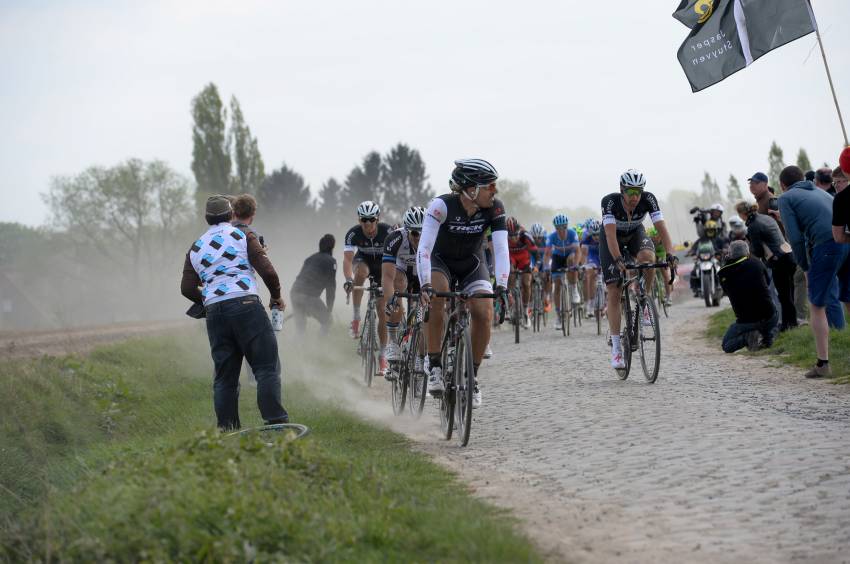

{"left": 656, "top": 272, "right": 669, "bottom": 318}
{"left": 532, "top": 284, "right": 541, "bottom": 333}
{"left": 439, "top": 334, "right": 455, "bottom": 440}
{"left": 364, "top": 309, "right": 375, "bottom": 387}
{"left": 454, "top": 328, "right": 475, "bottom": 446}
{"left": 512, "top": 287, "right": 521, "bottom": 344}
{"left": 406, "top": 325, "right": 427, "bottom": 418}
{"left": 617, "top": 290, "right": 632, "bottom": 380}
{"left": 638, "top": 296, "right": 661, "bottom": 383}
{"left": 559, "top": 283, "right": 568, "bottom": 337}
{"left": 391, "top": 334, "right": 408, "bottom": 415}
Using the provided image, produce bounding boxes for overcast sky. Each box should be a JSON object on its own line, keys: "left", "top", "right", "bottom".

{"left": 1, "top": 0, "right": 848, "bottom": 226}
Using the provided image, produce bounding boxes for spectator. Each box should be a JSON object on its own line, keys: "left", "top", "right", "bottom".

{"left": 748, "top": 172, "right": 781, "bottom": 222}
{"left": 727, "top": 216, "right": 748, "bottom": 242}
{"left": 231, "top": 193, "right": 266, "bottom": 249}
{"left": 719, "top": 240, "right": 779, "bottom": 353}
{"left": 834, "top": 165, "right": 850, "bottom": 245}
{"left": 181, "top": 195, "right": 289, "bottom": 429}
{"left": 290, "top": 234, "right": 337, "bottom": 335}
{"left": 815, "top": 167, "right": 836, "bottom": 196}
{"left": 805, "top": 170, "right": 816, "bottom": 182}
{"left": 778, "top": 166, "right": 849, "bottom": 378}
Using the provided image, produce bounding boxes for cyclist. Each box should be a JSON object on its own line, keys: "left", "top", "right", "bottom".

{"left": 580, "top": 219, "right": 603, "bottom": 317}
{"left": 601, "top": 169, "right": 676, "bottom": 369}
{"left": 529, "top": 222, "right": 551, "bottom": 312}
{"left": 647, "top": 226, "right": 673, "bottom": 306}
{"left": 543, "top": 214, "right": 580, "bottom": 330}
{"left": 382, "top": 206, "right": 425, "bottom": 371}
{"left": 507, "top": 217, "right": 538, "bottom": 328}
{"left": 417, "top": 158, "right": 509, "bottom": 409}
{"left": 343, "top": 201, "right": 392, "bottom": 372}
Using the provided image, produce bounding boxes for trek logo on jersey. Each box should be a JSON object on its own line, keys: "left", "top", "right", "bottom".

{"left": 209, "top": 234, "right": 225, "bottom": 250}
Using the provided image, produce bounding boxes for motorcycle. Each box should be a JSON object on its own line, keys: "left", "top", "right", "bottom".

{"left": 695, "top": 241, "right": 723, "bottom": 307}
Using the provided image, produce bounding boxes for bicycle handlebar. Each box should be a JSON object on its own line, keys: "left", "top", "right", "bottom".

{"left": 623, "top": 262, "right": 678, "bottom": 285}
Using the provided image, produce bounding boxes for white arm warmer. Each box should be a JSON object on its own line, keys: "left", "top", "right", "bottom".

{"left": 416, "top": 198, "right": 445, "bottom": 285}
{"left": 492, "top": 229, "right": 509, "bottom": 289}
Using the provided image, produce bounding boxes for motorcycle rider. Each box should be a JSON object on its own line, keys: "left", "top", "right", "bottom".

{"left": 689, "top": 219, "right": 728, "bottom": 297}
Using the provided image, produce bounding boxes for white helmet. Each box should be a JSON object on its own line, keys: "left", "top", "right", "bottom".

{"left": 402, "top": 206, "right": 425, "bottom": 230}
{"left": 357, "top": 200, "right": 380, "bottom": 219}
{"left": 710, "top": 203, "right": 724, "bottom": 214}
{"left": 619, "top": 169, "right": 646, "bottom": 189}
{"left": 530, "top": 222, "right": 545, "bottom": 238}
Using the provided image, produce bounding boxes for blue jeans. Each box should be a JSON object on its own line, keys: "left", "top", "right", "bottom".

{"left": 807, "top": 241, "right": 850, "bottom": 329}
{"left": 722, "top": 310, "right": 780, "bottom": 353}
{"left": 205, "top": 295, "right": 288, "bottom": 430}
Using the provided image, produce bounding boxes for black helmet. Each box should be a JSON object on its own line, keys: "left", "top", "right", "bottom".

{"left": 450, "top": 158, "right": 499, "bottom": 190}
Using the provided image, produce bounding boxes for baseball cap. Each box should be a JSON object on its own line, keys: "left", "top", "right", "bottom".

{"left": 840, "top": 146, "right": 850, "bottom": 175}
{"left": 205, "top": 195, "right": 233, "bottom": 216}
{"left": 747, "top": 172, "right": 768, "bottom": 183}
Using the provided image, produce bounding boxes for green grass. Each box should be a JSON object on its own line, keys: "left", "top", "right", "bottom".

{"left": 0, "top": 329, "right": 542, "bottom": 562}
{"left": 705, "top": 308, "right": 850, "bottom": 383}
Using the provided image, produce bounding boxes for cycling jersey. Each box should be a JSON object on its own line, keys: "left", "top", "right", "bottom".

{"left": 531, "top": 237, "right": 547, "bottom": 268}
{"left": 509, "top": 230, "right": 537, "bottom": 271}
{"left": 601, "top": 192, "right": 663, "bottom": 235}
{"left": 345, "top": 222, "right": 391, "bottom": 280}
{"left": 383, "top": 228, "right": 417, "bottom": 273}
{"left": 417, "top": 194, "right": 509, "bottom": 290}
{"left": 581, "top": 232, "right": 601, "bottom": 265}
{"left": 546, "top": 229, "right": 579, "bottom": 257}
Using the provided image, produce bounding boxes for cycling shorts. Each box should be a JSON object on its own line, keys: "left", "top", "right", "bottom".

{"left": 354, "top": 256, "right": 382, "bottom": 281}
{"left": 431, "top": 250, "right": 493, "bottom": 294}
{"left": 550, "top": 254, "right": 576, "bottom": 277}
{"left": 510, "top": 253, "right": 532, "bottom": 272}
{"left": 599, "top": 225, "right": 655, "bottom": 285}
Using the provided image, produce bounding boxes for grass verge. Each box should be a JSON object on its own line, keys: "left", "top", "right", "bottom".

{"left": 1, "top": 328, "right": 542, "bottom": 562}
{"left": 705, "top": 308, "right": 850, "bottom": 383}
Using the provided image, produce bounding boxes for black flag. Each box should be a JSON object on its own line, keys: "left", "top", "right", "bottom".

{"left": 675, "top": 0, "right": 816, "bottom": 92}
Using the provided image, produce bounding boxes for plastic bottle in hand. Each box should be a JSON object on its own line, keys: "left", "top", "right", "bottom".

{"left": 271, "top": 306, "right": 284, "bottom": 331}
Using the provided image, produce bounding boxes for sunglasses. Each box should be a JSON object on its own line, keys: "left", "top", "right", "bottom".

{"left": 360, "top": 217, "right": 377, "bottom": 223}
{"left": 622, "top": 188, "right": 642, "bottom": 197}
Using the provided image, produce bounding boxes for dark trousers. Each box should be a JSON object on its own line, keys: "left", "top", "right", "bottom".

{"left": 291, "top": 291, "right": 331, "bottom": 335}
{"left": 722, "top": 309, "right": 780, "bottom": 353}
{"left": 205, "top": 295, "right": 288, "bottom": 430}
{"left": 769, "top": 253, "right": 798, "bottom": 329}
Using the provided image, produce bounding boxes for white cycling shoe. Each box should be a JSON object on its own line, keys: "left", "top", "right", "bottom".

{"left": 427, "top": 367, "right": 444, "bottom": 395}
{"left": 472, "top": 384, "right": 482, "bottom": 409}
{"left": 611, "top": 350, "right": 626, "bottom": 369}
{"left": 384, "top": 341, "right": 401, "bottom": 362}
{"left": 571, "top": 288, "right": 581, "bottom": 304}
{"left": 641, "top": 308, "right": 653, "bottom": 327}
{"left": 483, "top": 344, "right": 493, "bottom": 359}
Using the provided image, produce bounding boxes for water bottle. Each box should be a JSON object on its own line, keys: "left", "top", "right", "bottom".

{"left": 270, "top": 306, "right": 284, "bottom": 331}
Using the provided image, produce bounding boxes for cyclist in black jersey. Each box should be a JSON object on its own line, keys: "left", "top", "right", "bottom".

{"left": 343, "top": 201, "right": 392, "bottom": 371}
{"left": 382, "top": 206, "right": 424, "bottom": 365}
{"left": 417, "top": 158, "right": 510, "bottom": 409}
{"left": 601, "top": 169, "right": 677, "bottom": 369}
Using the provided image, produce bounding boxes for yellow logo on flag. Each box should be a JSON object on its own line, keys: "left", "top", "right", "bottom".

{"left": 695, "top": 0, "right": 715, "bottom": 24}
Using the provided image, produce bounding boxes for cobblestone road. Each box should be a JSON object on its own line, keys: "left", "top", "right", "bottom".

{"left": 399, "top": 297, "right": 850, "bottom": 563}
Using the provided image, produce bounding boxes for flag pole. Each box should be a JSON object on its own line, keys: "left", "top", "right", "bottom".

{"left": 810, "top": 2, "right": 849, "bottom": 146}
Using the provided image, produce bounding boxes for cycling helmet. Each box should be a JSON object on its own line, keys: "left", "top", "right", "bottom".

{"left": 553, "top": 214, "right": 569, "bottom": 228}
{"left": 530, "top": 222, "right": 545, "bottom": 238}
{"left": 586, "top": 219, "right": 601, "bottom": 235}
{"left": 450, "top": 158, "right": 499, "bottom": 190}
{"left": 506, "top": 216, "right": 520, "bottom": 235}
{"left": 402, "top": 206, "right": 425, "bottom": 230}
{"left": 357, "top": 200, "right": 380, "bottom": 218}
{"left": 619, "top": 169, "right": 646, "bottom": 189}
{"left": 704, "top": 219, "right": 719, "bottom": 236}
{"left": 710, "top": 203, "right": 724, "bottom": 216}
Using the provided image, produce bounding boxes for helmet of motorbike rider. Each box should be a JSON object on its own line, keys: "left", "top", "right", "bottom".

{"left": 709, "top": 203, "right": 724, "bottom": 220}
{"left": 704, "top": 219, "right": 719, "bottom": 238}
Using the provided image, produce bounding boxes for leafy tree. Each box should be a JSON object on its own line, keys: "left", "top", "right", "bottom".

{"left": 768, "top": 141, "right": 785, "bottom": 192}
{"left": 191, "top": 83, "right": 231, "bottom": 201}
{"left": 700, "top": 172, "right": 722, "bottom": 206}
{"left": 796, "top": 148, "right": 812, "bottom": 173}
{"left": 44, "top": 159, "right": 193, "bottom": 276}
{"left": 228, "top": 96, "right": 265, "bottom": 194}
{"left": 726, "top": 174, "right": 743, "bottom": 204}
{"left": 380, "top": 143, "right": 433, "bottom": 220}
{"left": 258, "top": 163, "right": 314, "bottom": 217}
{"left": 317, "top": 177, "right": 345, "bottom": 229}
{"left": 342, "top": 151, "right": 383, "bottom": 211}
